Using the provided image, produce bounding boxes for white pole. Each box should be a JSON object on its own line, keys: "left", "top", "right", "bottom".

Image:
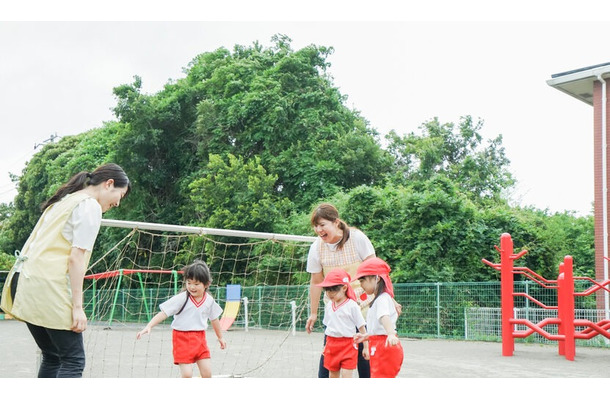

{"left": 464, "top": 308, "right": 468, "bottom": 340}
{"left": 101, "top": 218, "right": 316, "bottom": 242}
{"left": 436, "top": 283, "right": 440, "bottom": 337}
{"left": 290, "top": 301, "right": 297, "bottom": 336}
{"left": 243, "top": 297, "right": 249, "bottom": 333}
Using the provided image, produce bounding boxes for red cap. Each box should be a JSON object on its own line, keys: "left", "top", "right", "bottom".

{"left": 353, "top": 257, "right": 394, "bottom": 298}
{"left": 316, "top": 269, "right": 356, "bottom": 301}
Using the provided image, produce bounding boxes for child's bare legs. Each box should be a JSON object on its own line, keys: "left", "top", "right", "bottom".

{"left": 196, "top": 358, "right": 212, "bottom": 378}
{"left": 178, "top": 363, "right": 194, "bottom": 378}
{"left": 329, "top": 368, "right": 353, "bottom": 378}
{"left": 340, "top": 368, "right": 354, "bottom": 378}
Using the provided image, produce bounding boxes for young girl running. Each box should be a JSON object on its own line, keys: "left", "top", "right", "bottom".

{"left": 137, "top": 260, "right": 227, "bottom": 378}
{"left": 316, "top": 269, "right": 367, "bottom": 378}
{"left": 353, "top": 257, "right": 403, "bottom": 378}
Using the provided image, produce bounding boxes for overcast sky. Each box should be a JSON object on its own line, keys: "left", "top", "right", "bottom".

{"left": 1, "top": 11, "right": 608, "bottom": 217}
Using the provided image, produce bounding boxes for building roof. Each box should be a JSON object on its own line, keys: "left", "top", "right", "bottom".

{"left": 547, "top": 62, "right": 610, "bottom": 106}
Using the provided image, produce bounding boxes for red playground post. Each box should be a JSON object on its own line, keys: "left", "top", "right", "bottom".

{"left": 483, "top": 233, "right": 610, "bottom": 361}
{"left": 557, "top": 256, "right": 575, "bottom": 360}
{"left": 498, "top": 233, "right": 527, "bottom": 356}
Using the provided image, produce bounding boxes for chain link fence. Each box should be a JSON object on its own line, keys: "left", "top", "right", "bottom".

{"left": 1, "top": 270, "right": 608, "bottom": 348}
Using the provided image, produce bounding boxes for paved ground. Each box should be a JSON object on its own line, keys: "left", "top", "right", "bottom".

{"left": 1, "top": 319, "right": 609, "bottom": 379}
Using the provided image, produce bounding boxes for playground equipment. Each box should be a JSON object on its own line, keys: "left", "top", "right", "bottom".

{"left": 219, "top": 284, "right": 242, "bottom": 331}
{"left": 482, "top": 233, "right": 610, "bottom": 360}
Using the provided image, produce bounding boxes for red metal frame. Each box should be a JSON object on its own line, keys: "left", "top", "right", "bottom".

{"left": 482, "top": 233, "right": 610, "bottom": 360}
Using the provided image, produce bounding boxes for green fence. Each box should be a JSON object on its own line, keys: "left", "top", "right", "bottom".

{"left": 2, "top": 271, "right": 608, "bottom": 348}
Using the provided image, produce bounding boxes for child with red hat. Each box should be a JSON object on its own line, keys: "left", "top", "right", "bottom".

{"left": 353, "top": 257, "right": 403, "bottom": 378}
{"left": 316, "top": 268, "right": 367, "bottom": 378}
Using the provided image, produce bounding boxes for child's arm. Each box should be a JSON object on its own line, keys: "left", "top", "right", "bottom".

{"left": 210, "top": 318, "right": 227, "bottom": 349}
{"left": 136, "top": 311, "right": 168, "bottom": 339}
{"left": 393, "top": 298, "right": 402, "bottom": 316}
{"left": 357, "top": 324, "right": 369, "bottom": 360}
{"left": 380, "top": 315, "right": 399, "bottom": 346}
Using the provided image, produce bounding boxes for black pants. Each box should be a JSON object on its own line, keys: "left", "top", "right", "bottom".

{"left": 318, "top": 334, "right": 370, "bottom": 378}
{"left": 26, "top": 322, "right": 86, "bottom": 378}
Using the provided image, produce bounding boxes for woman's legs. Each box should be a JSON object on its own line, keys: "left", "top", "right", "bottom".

{"left": 26, "top": 323, "right": 85, "bottom": 378}
{"left": 318, "top": 335, "right": 329, "bottom": 378}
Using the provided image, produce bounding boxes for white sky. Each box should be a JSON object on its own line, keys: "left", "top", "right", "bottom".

{"left": 1, "top": 3, "right": 609, "bottom": 217}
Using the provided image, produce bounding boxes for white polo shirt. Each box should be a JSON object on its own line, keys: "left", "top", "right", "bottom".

{"left": 322, "top": 298, "right": 366, "bottom": 337}
{"left": 366, "top": 292, "right": 397, "bottom": 335}
{"left": 160, "top": 291, "right": 223, "bottom": 331}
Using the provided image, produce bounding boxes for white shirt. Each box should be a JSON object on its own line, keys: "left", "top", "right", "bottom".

{"left": 26, "top": 196, "right": 101, "bottom": 258}
{"left": 366, "top": 292, "right": 397, "bottom": 335}
{"left": 322, "top": 298, "right": 366, "bottom": 337}
{"left": 306, "top": 229, "right": 375, "bottom": 273}
{"left": 63, "top": 197, "right": 102, "bottom": 251}
{"left": 160, "top": 291, "right": 223, "bottom": 331}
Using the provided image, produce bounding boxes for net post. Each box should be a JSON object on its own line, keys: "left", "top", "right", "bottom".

{"left": 137, "top": 272, "right": 152, "bottom": 321}
{"left": 108, "top": 269, "right": 124, "bottom": 326}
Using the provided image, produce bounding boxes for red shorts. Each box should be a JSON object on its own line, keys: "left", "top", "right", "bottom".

{"left": 172, "top": 330, "right": 210, "bottom": 365}
{"left": 323, "top": 336, "right": 359, "bottom": 372}
{"left": 368, "top": 335, "right": 404, "bottom": 378}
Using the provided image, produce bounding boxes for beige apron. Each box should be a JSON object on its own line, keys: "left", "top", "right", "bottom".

{"left": 319, "top": 229, "right": 372, "bottom": 316}
{"left": 1, "top": 192, "right": 93, "bottom": 330}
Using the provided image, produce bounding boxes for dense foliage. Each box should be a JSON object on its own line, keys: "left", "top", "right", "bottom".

{"left": 0, "top": 35, "right": 595, "bottom": 283}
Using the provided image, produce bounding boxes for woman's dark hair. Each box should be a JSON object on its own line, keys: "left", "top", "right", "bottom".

{"left": 41, "top": 163, "right": 131, "bottom": 211}
{"left": 176, "top": 260, "right": 212, "bottom": 315}
{"left": 310, "top": 203, "right": 350, "bottom": 250}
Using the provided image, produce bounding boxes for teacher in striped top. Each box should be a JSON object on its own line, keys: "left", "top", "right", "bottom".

{"left": 305, "top": 202, "right": 376, "bottom": 378}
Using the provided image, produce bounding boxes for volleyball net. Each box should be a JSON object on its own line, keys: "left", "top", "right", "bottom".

{"left": 81, "top": 219, "right": 322, "bottom": 378}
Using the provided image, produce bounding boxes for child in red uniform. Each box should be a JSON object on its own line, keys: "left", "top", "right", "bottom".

{"left": 316, "top": 269, "right": 367, "bottom": 378}
{"left": 137, "top": 260, "right": 227, "bottom": 378}
{"left": 353, "top": 257, "right": 403, "bottom": 378}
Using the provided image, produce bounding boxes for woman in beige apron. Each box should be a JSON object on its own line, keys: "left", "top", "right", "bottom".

{"left": 1, "top": 163, "right": 130, "bottom": 378}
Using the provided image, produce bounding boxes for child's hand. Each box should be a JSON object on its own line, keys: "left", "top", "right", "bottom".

{"left": 136, "top": 327, "right": 151, "bottom": 340}
{"left": 353, "top": 332, "right": 368, "bottom": 344}
{"left": 218, "top": 337, "right": 227, "bottom": 350}
{"left": 362, "top": 345, "right": 370, "bottom": 360}
{"left": 385, "top": 333, "right": 399, "bottom": 346}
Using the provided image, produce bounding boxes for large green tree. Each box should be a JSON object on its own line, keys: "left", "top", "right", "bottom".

{"left": 190, "top": 35, "right": 393, "bottom": 209}
{"left": 187, "top": 153, "right": 290, "bottom": 232}
{"left": 0, "top": 35, "right": 595, "bottom": 284}
{"left": 386, "top": 116, "right": 514, "bottom": 202}
{"left": 109, "top": 34, "right": 393, "bottom": 223}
